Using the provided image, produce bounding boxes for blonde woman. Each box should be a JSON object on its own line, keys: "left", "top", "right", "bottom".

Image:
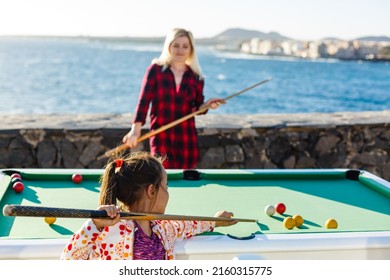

{"left": 123, "top": 28, "right": 224, "bottom": 169}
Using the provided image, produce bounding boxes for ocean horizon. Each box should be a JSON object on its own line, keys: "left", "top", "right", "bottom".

{"left": 1, "top": 37, "right": 390, "bottom": 116}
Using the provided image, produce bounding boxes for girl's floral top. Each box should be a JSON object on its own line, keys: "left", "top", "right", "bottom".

{"left": 60, "top": 219, "right": 215, "bottom": 260}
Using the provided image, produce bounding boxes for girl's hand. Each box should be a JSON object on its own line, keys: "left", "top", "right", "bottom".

{"left": 214, "top": 210, "right": 238, "bottom": 227}
{"left": 92, "top": 205, "right": 121, "bottom": 231}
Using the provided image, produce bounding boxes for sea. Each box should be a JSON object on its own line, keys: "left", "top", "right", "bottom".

{"left": 1, "top": 36, "right": 390, "bottom": 115}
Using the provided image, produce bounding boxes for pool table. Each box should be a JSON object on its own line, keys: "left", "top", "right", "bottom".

{"left": 0, "top": 168, "right": 389, "bottom": 260}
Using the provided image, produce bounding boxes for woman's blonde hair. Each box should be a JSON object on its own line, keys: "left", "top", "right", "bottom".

{"left": 152, "top": 28, "right": 204, "bottom": 80}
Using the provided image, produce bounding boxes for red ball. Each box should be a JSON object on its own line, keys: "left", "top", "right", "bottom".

{"left": 72, "top": 173, "right": 83, "bottom": 184}
{"left": 275, "top": 203, "right": 286, "bottom": 214}
{"left": 12, "top": 182, "right": 24, "bottom": 193}
{"left": 11, "top": 173, "right": 22, "bottom": 179}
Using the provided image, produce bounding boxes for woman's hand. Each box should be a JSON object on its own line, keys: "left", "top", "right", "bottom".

{"left": 122, "top": 123, "right": 142, "bottom": 148}
{"left": 202, "top": 98, "right": 226, "bottom": 110}
{"left": 92, "top": 205, "right": 121, "bottom": 231}
{"left": 214, "top": 210, "right": 238, "bottom": 227}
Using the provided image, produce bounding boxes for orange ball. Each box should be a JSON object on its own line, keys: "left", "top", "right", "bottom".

{"left": 44, "top": 217, "right": 57, "bottom": 225}
{"left": 293, "top": 214, "right": 304, "bottom": 227}
{"left": 325, "top": 218, "right": 338, "bottom": 229}
{"left": 283, "top": 217, "right": 295, "bottom": 230}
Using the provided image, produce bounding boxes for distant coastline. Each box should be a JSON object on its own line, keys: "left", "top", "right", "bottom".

{"left": 3, "top": 27, "right": 390, "bottom": 44}
{"left": 2, "top": 27, "right": 390, "bottom": 62}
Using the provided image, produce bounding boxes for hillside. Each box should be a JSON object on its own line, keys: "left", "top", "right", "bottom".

{"left": 204, "top": 29, "right": 390, "bottom": 44}
{"left": 355, "top": 36, "right": 390, "bottom": 42}
{"left": 197, "top": 28, "right": 291, "bottom": 47}
{"left": 212, "top": 28, "right": 290, "bottom": 41}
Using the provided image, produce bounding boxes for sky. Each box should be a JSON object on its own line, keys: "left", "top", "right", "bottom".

{"left": 0, "top": 0, "right": 389, "bottom": 41}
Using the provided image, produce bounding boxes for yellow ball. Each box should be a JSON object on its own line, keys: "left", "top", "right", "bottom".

{"left": 283, "top": 217, "right": 296, "bottom": 230}
{"left": 325, "top": 218, "right": 338, "bottom": 229}
{"left": 44, "top": 217, "right": 57, "bottom": 225}
{"left": 293, "top": 214, "right": 304, "bottom": 227}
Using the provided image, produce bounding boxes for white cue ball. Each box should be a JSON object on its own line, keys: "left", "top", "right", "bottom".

{"left": 264, "top": 205, "right": 275, "bottom": 216}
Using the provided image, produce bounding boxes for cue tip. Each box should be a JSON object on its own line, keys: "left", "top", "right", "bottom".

{"left": 2, "top": 204, "right": 14, "bottom": 216}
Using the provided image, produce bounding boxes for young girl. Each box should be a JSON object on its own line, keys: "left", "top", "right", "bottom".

{"left": 60, "top": 152, "right": 236, "bottom": 260}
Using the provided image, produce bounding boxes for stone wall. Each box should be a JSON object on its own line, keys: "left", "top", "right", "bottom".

{"left": 1, "top": 111, "right": 389, "bottom": 181}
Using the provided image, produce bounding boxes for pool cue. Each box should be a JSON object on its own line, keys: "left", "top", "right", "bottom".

{"left": 3, "top": 204, "right": 257, "bottom": 223}
{"left": 104, "top": 78, "right": 272, "bottom": 157}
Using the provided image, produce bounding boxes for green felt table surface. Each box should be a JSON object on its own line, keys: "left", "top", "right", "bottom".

{"left": 1, "top": 169, "right": 389, "bottom": 239}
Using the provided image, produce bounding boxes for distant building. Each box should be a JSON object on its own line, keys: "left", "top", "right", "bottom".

{"left": 239, "top": 37, "right": 389, "bottom": 61}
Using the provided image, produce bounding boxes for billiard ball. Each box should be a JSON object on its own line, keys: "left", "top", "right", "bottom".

{"left": 275, "top": 203, "right": 286, "bottom": 214}
{"left": 325, "top": 218, "right": 338, "bottom": 229}
{"left": 12, "top": 181, "right": 24, "bottom": 193}
{"left": 11, "top": 177, "right": 22, "bottom": 184}
{"left": 72, "top": 173, "right": 83, "bottom": 184}
{"left": 11, "top": 173, "right": 22, "bottom": 180}
{"left": 264, "top": 205, "right": 275, "bottom": 216}
{"left": 44, "top": 217, "right": 57, "bottom": 225}
{"left": 283, "top": 217, "right": 296, "bottom": 230}
{"left": 293, "top": 214, "right": 304, "bottom": 227}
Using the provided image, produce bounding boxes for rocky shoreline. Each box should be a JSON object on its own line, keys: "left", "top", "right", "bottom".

{"left": 1, "top": 111, "right": 389, "bottom": 181}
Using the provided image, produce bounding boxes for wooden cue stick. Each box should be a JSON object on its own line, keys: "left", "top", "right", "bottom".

{"left": 3, "top": 204, "right": 257, "bottom": 223}
{"left": 104, "top": 78, "right": 272, "bottom": 157}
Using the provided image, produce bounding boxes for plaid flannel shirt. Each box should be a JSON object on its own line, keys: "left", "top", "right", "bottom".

{"left": 133, "top": 64, "right": 205, "bottom": 169}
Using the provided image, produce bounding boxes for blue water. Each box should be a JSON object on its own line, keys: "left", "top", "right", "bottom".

{"left": 1, "top": 37, "right": 389, "bottom": 115}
